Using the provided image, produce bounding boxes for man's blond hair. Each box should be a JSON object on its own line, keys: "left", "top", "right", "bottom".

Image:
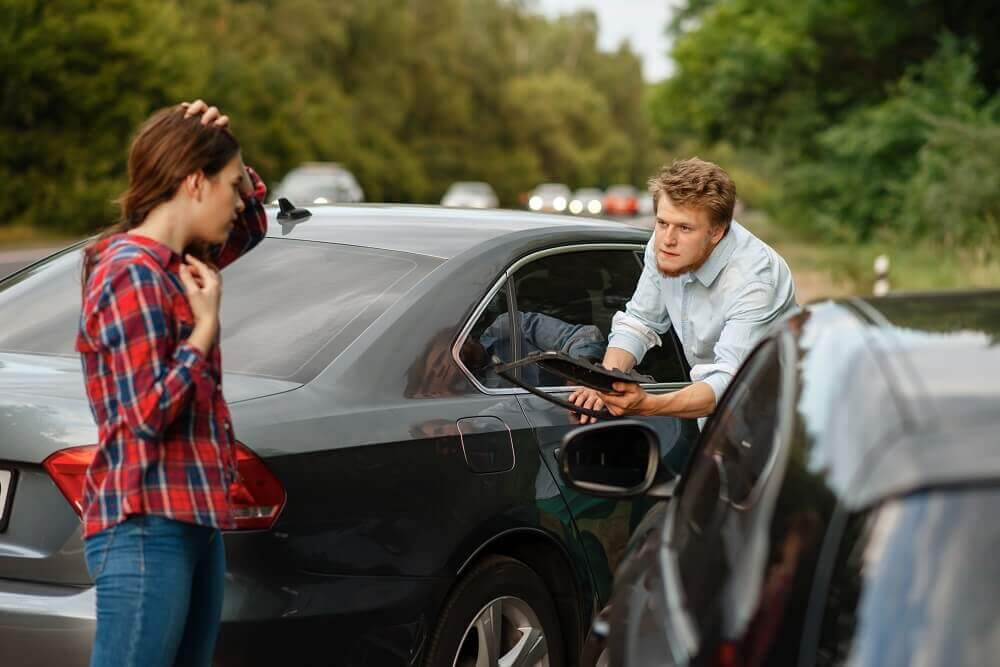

{"left": 648, "top": 157, "right": 736, "bottom": 229}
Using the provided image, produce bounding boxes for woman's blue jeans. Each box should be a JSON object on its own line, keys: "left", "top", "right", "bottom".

{"left": 84, "top": 515, "right": 225, "bottom": 667}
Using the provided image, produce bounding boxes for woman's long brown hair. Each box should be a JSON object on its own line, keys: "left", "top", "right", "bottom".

{"left": 81, "top": 105, "right": 241, "bottom": 290}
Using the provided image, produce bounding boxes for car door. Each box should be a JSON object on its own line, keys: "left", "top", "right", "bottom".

{"left": 503, "top": 244, "right": 700, "bottom": 601}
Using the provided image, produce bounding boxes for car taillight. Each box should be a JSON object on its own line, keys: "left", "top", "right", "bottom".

{"left": 43, "top": 444, "right": 99, "bottom": 516}
{"left": 42, "top": 442, "right": 285, "bottom": 530}
{"left": 230, "top": 442, "right": 285, "bottom": 530}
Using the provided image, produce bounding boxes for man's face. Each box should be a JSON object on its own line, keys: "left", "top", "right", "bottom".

{"left": 652, "top": 193, "right": 726, "bottom": 277}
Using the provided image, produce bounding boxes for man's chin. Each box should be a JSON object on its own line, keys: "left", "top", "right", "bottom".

{"left": 656, "top": 261, "right": 689, "bottom": 278}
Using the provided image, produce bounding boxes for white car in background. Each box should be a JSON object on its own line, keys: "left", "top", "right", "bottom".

{"left": 527, "top": 183, "right": 571, "bottom": 213}
{"left": 569, "top": 188, "right": 604, "bottom": 216}
{"left": 440, "top": 181, "right": 499, "bottom": 209}
{"left": 272, "top": 162, "right": 364, "bottom": 205}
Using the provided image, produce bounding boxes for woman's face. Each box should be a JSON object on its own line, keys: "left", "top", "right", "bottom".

{"left": 191, "top": 154, "right": 246, "bottom": 244}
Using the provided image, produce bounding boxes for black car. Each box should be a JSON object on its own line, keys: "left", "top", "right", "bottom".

{"left": 560, "top": 291, "right": 1000, "bottom": 666}
{"left": 0, "top": 203, "right": 703, "bottom": 666}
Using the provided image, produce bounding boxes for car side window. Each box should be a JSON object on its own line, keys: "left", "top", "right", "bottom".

{"left": 702, "top": 338, "right": 782, "bottom": 507}
{"left": 510, "top": 249, "right": 687, "bottom": 385}
{"left": 669, "top": 339, "right": 783, "bottom": 629}
{"left": 458, "top": 282, "right": 515, "bottom": 389}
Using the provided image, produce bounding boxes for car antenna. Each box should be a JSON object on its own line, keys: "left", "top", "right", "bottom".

{"left": 276, "top": 197, "right": 312, "bottom": 235}
{"left": 277, "top": 197, "right": 311, "bottom": 221}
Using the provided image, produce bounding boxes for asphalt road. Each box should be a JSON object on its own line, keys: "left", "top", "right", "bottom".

{"left": 0, "top": 246, "right": 64, "bottom": 280}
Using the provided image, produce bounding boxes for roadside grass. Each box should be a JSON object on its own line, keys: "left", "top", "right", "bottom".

{"left": 0, "top": 224, "right": 82, "bottom": 249}
{"left": 745, "top": 212, "right": 1000, "bottom": 302}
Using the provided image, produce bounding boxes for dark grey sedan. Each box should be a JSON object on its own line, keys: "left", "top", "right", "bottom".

{"left": 0, "top": 204, "right": 702, "bottom": 666}
{"left": 561, "top": 290, "right": 1000, "bottom": 666}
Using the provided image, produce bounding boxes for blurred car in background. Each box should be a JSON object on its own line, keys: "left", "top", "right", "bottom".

{"left": 569, "top": 188, "right": 604, "bottom": 216}
{"left": 440, "top": 181, "right": 499, "bottom": 209}
{"left": 272, "top": 162, "right": 364, "bottom": 204}
{"left": 603, "top": 185, "right": 639, "bottom": 217}
{"left": 637, "top": 191, "right": 654, "bottom": 218}
{"left": 528, "top": 183, "right": 571, "bottom": 213}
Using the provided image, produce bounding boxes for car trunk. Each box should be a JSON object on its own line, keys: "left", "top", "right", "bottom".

{"left": 0, "top": 351, "right": 299, "bottom": 586}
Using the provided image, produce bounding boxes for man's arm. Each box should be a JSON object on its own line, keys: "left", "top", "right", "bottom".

{"left": 600, "top": 379, "right": 717, "bottom": 419}
{"left": 599, "top": 279, "right": 790, "bottom": 419}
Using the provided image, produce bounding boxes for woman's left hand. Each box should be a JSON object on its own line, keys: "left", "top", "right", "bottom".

{"left": 181, "top": 99, "right": 229, "bottom": 128}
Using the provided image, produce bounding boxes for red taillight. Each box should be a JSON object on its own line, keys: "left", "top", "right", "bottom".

{"left": 230, "top": 442, "right": 285, "bottom": 530}
{"left": 42, "top": 445, "right": 99, "bottom": 517}
{"left": 41, "top": 443, "right": 285, "bottom": 530}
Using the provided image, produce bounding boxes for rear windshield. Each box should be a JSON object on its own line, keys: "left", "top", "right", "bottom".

{"left": 0, "top": 239, "right": 438, "bottom": 382}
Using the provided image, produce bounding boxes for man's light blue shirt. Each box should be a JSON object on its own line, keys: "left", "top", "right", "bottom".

{"left": 607, "top": 220, "right": 797, "bottom": 404}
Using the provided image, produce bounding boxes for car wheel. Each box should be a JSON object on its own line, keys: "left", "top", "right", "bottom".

{"left": 425, "top": 555, "right": 565, "bottom": 667}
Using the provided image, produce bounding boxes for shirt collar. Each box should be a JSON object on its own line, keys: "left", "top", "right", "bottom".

{"left": 692, "top": 224, "right": 737, "bottom": 287}
{"left": 113, "top": 232, "right": 179, "bottom": 269}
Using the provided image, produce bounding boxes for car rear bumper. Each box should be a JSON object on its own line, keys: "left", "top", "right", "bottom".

{"left": 0, "top": 578, "right": 95, "bottom": 667}
{"left": 0, "top": 571, "right": 452, "bottom": 666}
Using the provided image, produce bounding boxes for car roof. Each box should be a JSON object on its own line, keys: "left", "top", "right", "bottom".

{"left": 790, "top": 292, "right": 1000, "bottom": 509}
{"left": 263, "top": 203, "right": 647, "bottom": 259}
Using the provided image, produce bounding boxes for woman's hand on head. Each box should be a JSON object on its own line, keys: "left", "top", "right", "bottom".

{"left": 181, "top": 100, "right": 229, "bottom": 128}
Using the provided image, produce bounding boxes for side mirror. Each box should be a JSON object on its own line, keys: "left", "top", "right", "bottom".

{"left": 559, "top": 420, "right": 672, "bottom": 498}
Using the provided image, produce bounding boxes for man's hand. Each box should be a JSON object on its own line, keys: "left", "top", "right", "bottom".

{"left": 598, "top": 381, "right": 652, "bottom": 417}
{"left": 568, "top": 387, "right": 606, "bottom": 424}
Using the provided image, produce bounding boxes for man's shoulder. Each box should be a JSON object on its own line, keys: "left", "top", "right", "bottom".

{"left": 728, "top": 221, "right": 789, "bottom": 278}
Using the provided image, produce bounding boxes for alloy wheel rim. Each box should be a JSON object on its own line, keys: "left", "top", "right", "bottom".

{"left": 452, "top": 595, "right": 550, "bottom": 667}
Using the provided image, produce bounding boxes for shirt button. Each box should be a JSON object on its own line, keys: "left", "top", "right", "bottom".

{"left": 216, "top": 383, "right": 223, "bottom": 392}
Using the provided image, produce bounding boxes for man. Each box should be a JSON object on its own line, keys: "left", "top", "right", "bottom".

{"left": 570, "top": 158, "right": 796, "bottom": 422}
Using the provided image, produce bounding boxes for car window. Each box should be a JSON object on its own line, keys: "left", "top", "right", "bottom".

{"left": 457, "top": 282, "right": 515, "bottom": 389}
{"left": 0, "top": 239, "right": 436, "bottom": 382}
{"left": 702, "top": 337, "right": 782, "bottom": 507}
{"left": 811, "top": 487, "right": 1000, "bottom": 667}
{"left": 509, "top": 249, "right": 688, "bottom": 385}
{"left": 669, "top": 340, "right": 782, "bottom": 628}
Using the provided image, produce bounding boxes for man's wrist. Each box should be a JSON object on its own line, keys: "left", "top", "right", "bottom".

{"left": 638, "top": 391, "right": 662, "bottom": 416}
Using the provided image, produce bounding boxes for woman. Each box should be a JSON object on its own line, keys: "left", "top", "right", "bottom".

{"left": 76, "top": 100, "right": 268, "bottom": 666}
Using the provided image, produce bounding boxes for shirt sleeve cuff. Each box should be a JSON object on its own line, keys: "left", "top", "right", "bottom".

{"left": 691, "top": 370, "right": 732, "bottom": 405}
{"left": 608, "top": 312, "right": 661, "bottom": 363}
{"left": 175, "top": 343, "right": 215, "bottom": 399}
{"left": 244, "top": 166, "right": 267, "bottom": 203}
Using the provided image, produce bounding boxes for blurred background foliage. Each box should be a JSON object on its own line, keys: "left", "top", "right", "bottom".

{"left": 0, "top": 0, "right": 656, "bottom": 234}
{"left": 652, "top": 0, "right": 1000, "bottom": 252}
{"left": 2, "top": 0, "right": 999, "bottom": 293}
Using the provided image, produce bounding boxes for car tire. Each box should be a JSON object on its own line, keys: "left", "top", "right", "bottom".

{"left": 424, "top": 555, "right": 565, "bottom": 667}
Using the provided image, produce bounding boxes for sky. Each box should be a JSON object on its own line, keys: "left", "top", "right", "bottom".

{"left": 535, "top": 0, "right": 677, "bottom": 82}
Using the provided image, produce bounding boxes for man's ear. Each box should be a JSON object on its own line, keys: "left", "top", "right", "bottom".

{"left": 709, "top": 221, "right": 727, "bottom": 245}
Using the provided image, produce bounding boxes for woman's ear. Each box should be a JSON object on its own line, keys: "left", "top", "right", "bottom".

{"left": 182, "top": 171, "right": 206, "bottom": 201}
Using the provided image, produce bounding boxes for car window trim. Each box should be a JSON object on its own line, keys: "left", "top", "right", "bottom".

{"left": 452, "top": 242, "right": 693, "bottom": 396}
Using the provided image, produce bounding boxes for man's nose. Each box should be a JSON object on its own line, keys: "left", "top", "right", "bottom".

{"left": 663, "top": 226, "right": 678, "bottom": 245}
{"left": 235, "top": 196, "right": 246, "bottom": 213}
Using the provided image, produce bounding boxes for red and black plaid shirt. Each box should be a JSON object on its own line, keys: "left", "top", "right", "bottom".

{"left": 76, "top": 170, "right": 267, "bottom": 538}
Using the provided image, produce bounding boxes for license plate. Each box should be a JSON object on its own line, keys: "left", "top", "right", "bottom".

{"left": 0, "top": 468, "right": 14, "bottom": 532}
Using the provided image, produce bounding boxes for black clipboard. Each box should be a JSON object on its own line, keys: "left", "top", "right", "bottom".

{"left": 494, "top": 351, "right": 653, "bottom": 392}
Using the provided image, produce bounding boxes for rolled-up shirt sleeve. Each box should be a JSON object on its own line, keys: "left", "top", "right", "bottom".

{"left": 690, "top": 280, "right": 780, "bottom": 403}
{"left": 607, "top": 238, "right": 671, "bottom": 363}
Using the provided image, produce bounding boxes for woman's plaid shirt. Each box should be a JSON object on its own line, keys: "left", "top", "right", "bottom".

{"left": 75, "top": 171, "right": 267, "bottom": 538}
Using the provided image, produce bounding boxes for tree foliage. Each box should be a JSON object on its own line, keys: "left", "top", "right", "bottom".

{"left": 1, "top": 0, "right": 652, "bottom": 233}
{"left": 652, "top": 0, "right": 1000, "bottom": 245}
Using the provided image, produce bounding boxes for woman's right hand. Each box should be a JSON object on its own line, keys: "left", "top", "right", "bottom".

{"left": 179, "top": 254, "right": 221, "bottom": 354}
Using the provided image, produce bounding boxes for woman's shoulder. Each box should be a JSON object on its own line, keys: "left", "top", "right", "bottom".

{"left": 85, "top": 235, "right": 171, "bottom": 303}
